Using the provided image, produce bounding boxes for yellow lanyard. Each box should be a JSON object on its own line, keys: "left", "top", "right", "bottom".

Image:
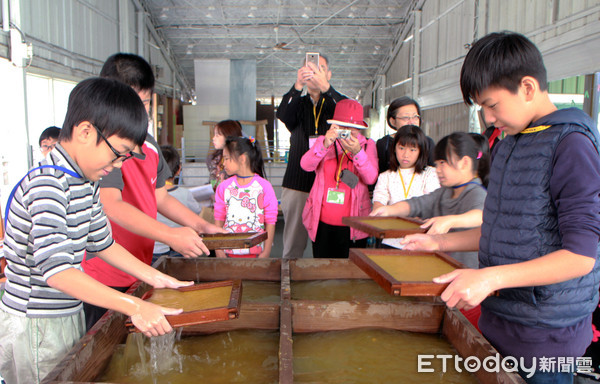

{"left": 335, "top": 152, "right": 348, "bottom": 189}
{"left": 399, "top": 169, "right": 416, "bottom": 199}
{"left": 313, "top": 98, "right": 324, "bottom": 135}
{"left": 521, "top": 125, "right": 551, "bottom": 134}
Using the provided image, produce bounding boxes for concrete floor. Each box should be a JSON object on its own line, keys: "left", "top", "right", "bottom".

{"left": 270, "top": 213, "right": 313, "bottom": 259}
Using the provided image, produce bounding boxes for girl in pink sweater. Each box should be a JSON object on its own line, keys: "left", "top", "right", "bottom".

{"left": 301, "top": 99, "right": 378, "bottom": 258}
{"left": 214, "top": 137, "right": 277, "bottom": 258}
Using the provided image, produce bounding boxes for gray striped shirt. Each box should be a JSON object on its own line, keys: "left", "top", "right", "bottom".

{"left": 1, "top": 144, "right": 113, "bottom": 317}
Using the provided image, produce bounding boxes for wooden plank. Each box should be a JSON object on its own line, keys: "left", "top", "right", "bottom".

{"left": 279, "top": 258, "right": 294, "bottom": 384}
{"left": 442, "top": 308, "right": 526, "bottom": 384}
{"left": 164, "top": 257, "right": 281, "bottom": 282}
{"left": 180, "top": 303, "right": 280, "bottom": 335}
{"left": 342, "top": 216, "right": 425, "bottom": 239}
{"left": 292, "top": 300, "right": 445, "bottom": 333}
{"left": 290, "top": 258, "right": 370, "bottom": 280}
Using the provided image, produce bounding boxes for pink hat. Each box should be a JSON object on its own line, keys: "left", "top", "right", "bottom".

{"left": 327, "top": 99, "right": 368, "bottom": 129}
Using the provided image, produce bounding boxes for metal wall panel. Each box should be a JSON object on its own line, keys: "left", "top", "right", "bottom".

{"left": 381, "top": 0, "right": 600, "bottom": 136}
{"left": 421, "top": 101, "right": 470, "bottom": 142}
{"left": 385, "top": 43, "right": 412, "bottom": 101}
{"left": 1, "top": 0, "right": 184, "bottom": 96}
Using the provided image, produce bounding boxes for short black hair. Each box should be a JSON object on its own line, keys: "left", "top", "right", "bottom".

{"left": 59, "top": 77, "right": 147, "bottom": 147}
{"left": 460, "top": 31, "right": 548, "bottom": 106}
{"left": 389, "top": 125, "right": 430, "bottom": 173}
{"left": 100, "top": 53, "right": 155, "bottom": 92}
{"left": 39, "top": 126, "right": 61, "bottom": 146}
{"left": 160, "top": 145, "right": 181, "bottom": 177}
{"left": 387, "top": 97, "right": 421, "bottom": 130}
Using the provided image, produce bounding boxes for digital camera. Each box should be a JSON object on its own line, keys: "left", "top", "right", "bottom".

{"left": 337, "top": 129, "right": 351, "bottom": 139}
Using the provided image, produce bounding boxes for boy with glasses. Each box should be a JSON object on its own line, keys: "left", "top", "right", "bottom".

{"left": 38, "top": 126, "right": 61, "bottom": 157}
{"left": 0, "top": 78, "right": 192, "bottom": 384}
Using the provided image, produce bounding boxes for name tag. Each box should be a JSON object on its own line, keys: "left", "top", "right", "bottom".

{"left": 326, "top": 188, "right": 345, "bottom": 204}
{"left": 309, "top": 135, "right": 319, "bottom": 148}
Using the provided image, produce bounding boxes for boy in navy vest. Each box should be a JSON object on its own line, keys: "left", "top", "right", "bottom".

{"left": 403, "top": 31, "right": 600, "bottom": 383}
{"left": 0, "top": 78, "right": 192, "bottom": 384}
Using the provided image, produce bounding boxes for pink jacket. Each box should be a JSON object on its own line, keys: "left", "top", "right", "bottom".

{"left": 301, "top": 134, "right": 378, "bottom": 241}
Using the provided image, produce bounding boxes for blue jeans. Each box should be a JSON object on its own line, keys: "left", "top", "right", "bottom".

{"left": 520, "top": 370, "right": 573, "bottom": 384}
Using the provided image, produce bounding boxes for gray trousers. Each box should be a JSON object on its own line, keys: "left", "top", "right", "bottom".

{"left": 280, "top": 188, "right": 309, "bottom": 259}
{"left": 0, "top": 309, "right": 85, "bottom": 384}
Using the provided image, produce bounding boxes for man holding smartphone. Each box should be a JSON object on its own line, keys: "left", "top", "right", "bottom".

{"left": 276, "top": 53, "right": 347, "bottom": 259}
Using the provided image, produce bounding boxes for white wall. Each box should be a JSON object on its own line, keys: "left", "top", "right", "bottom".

{"left": 0, "top": 58, "right": 29, "bottom": 209}
{"left": 0, "top": 0, "right": 189, "bottom": 210}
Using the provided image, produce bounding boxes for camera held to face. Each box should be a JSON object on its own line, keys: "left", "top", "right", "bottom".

{"left": 337, "top": 129, "right": 351, "bottom": 139}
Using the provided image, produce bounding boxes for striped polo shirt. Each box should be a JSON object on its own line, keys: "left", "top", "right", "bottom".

{"left": 1, "top": 144, "right": 114, "bottom": 318}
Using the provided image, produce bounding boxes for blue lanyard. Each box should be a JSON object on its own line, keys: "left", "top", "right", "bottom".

{"left": 451, "top": 180, "right": 486, "bottom": 191}
{"left": 4, "top": 165, "right": 81, "bottom": 229}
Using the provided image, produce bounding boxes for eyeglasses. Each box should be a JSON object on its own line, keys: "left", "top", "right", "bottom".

{"left": 93, "top": 125, "right": 138, "bottom": 163}
{"left": 394, "top": 114, "right": 421, "bottom": 123}
{"left": 40, "top": 144, "right": 55, "bottom": 152}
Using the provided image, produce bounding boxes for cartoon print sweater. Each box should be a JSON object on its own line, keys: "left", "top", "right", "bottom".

{"left": 214, "top": 175, "right": 278, "bottom": 255}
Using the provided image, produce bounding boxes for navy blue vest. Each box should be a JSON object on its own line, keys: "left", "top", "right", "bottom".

{"left": 480, "top": 117, "right": 600, "bottom": 328}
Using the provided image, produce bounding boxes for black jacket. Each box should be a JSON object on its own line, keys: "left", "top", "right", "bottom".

{"left": 276, "top": 85, "right": 346, "bottom": 192}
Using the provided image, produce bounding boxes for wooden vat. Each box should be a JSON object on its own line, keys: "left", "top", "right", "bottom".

{"left": 44, "top": 257, "right": 524, "bottom": 384}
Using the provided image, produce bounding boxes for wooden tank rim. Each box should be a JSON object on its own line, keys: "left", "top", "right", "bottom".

{"left": 44, "top": 257, "right": 525, "bottom": 384}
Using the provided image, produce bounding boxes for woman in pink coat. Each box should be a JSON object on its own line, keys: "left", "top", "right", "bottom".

{"left": 301, "top": 99, "right": 378, "bottom": 258}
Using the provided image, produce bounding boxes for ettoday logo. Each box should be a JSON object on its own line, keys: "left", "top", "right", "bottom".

{"left": 418, "top": 354, "right": 593, "bottom": 378}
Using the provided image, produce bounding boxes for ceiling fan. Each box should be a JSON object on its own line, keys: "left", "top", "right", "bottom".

{"left": 255, "top": 26, "right": 292, "bottom": 51}
{"left": 255, "top": 42, "right": 292, "bottom": 50}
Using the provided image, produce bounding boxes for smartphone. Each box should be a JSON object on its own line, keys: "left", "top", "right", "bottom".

{"left": 306, "top": 52, "right": 320, "bottom": 68}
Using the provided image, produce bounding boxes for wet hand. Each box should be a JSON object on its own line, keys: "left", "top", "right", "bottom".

{"left": 433, "top": 269, "right": 495, "bottom": 310}
{"left": 150, "top": 271, "right": 193, "bottom": 289}
{"left": 131, "top": 301, "right": 182, "bottom": 338}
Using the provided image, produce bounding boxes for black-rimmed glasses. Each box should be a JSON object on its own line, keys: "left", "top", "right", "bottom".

{"left": 40, "top": 144, "right": 55, "bottom": 152}
{"left": 93, "top": 125, "right": 142, "bottom": 163}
